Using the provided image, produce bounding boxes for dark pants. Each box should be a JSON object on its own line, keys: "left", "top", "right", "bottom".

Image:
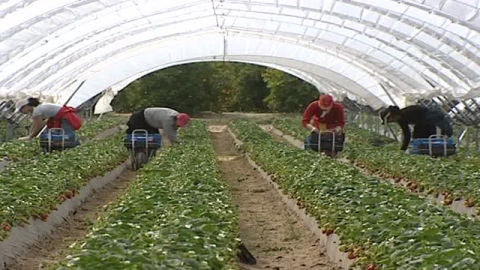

{"left": 425, "top": 110, "right": 453, "bottom": 137}
{"left": 126, "top": 110, "right": 159, "bottom": 134}
{"left": 412, "top": 123, "right": 437, "bottom": 139}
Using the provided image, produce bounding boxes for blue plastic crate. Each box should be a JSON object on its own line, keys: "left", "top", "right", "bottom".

{"left": 39, "top": 130, "right": 79, "bottom": 151}
{"left": 124, "top": 133, "right": 162, "bottom": 149}
{"left": 410, "top": 137, "right": 456, "bottom": 156}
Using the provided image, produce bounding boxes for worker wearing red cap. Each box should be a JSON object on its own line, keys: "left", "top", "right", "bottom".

{"left": 302, "top": 94, "right": 346, "bottom": 133}
{"left": 126, "top": 107, "right": 191, "bottom": 144}
{"left": 302, "top": 94, "right": 346, "bottom": 156}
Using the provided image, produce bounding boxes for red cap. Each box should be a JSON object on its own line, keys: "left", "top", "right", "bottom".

{"left": 177, "top": 113, "right": 191, "bottom": 127}
{"left": 318, "top": 94, "right": 334, "bottom": 109}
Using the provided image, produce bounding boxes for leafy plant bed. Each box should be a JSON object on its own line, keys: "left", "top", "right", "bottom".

{"left": 76, "top": 114, "right": 127, "bottom": 139}
{"left": 0, "top": 134, "right": 129, "bottom": 242}
{"left": 231, "top": 119, "right": 480, "bottom": 269}
{"left": 272, "top": 117, "right": 480, "bottom": 216}
{"left": 265, "top": 124, "right": 478, "bottom": 219}
{"left": 0, "top": 114, "right": 127, "bottom": 166}
{"left": 56, "top": 121, "right": 239, "bottom": 269}
{"left": 0, "top": 162, "right": 128, "bottom": 268}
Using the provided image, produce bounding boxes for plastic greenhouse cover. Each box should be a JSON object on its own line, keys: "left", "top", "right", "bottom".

{"left": 0, "top": 0, "right": 479, "bottom": 111}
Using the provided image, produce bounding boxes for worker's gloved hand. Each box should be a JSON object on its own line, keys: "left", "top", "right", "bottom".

{"left": 332, "top": 126, "right": 343, "bottom": 134}
{"left": 18, "top": 136, "right": 31, "bottom": 141}
{"left": 311, "top": 127, "right": 319, "bottom": 134}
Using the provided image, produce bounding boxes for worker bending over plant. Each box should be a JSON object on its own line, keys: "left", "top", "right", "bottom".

{"left": 379, "top": 104, "right": 453, "bottom": 151}
{"left": 126, "top": 107, "right": 191, "bottom": 145}
{"left": 302, "top": 94, "right": 346, "bottom": 156}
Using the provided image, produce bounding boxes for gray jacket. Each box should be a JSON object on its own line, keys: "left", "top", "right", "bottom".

{"left": 144, "top": 108, "right": 179, "bottom": 143}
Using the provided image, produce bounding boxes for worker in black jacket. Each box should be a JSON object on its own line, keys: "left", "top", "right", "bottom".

{"left": 379, "top": 105, "right": 453, "bottom": 150}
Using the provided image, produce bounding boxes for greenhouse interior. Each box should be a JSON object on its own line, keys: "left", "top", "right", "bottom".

{"left": 1, "top": 1, "right": 480, "bottom": 269}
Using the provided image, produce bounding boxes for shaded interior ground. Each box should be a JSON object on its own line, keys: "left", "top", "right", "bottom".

{"left": 209, "top": 125, "right": 338, "bottom": 270}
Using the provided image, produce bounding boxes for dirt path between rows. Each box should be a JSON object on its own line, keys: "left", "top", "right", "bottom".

{"left": 6, "top": 118, "right": 336, "bottom": 270}
{"left": 7, "top": 169, "right": 137, "bottom": 270}
{"left": 209, "top": 125, "right": 338, "bottom": 270}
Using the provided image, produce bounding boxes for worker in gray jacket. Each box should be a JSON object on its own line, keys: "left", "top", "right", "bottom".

{"left": 126, "top": 107, "right": 191, "bottom": 144}
{"left": 16, "top": 97, "right": 82, "bottom": 144}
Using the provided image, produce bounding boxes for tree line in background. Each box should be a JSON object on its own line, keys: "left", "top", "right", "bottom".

{"left": 111, "top": 62, "right": 320, "bottom": 114}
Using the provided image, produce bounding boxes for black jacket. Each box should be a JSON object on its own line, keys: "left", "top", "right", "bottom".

{"left": 396, "top": 105, "right": 453, "bottom": 150}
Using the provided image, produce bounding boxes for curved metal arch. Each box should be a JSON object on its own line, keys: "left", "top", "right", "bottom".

{"left": 0, "top": 0, "right": 476, "bottom": 87}
{"left": 0, "top": 0, "right": 479, "bottom": 106}
{"left": 341, "top": 1, "right": 480, "bottom": 84}
{"left": 217, "top": 1, "right": 478, "bottom": 89}
{"left": 0, "top": 3, "right": 220, "bottom": 89}
{"left": 227, "top": 56, "right": 390, "bottom": 107}
{"left": 0, "top": 8, "right": 438, "bottom": 99}
{"left": 400, "top": 0, "right": 480, "bottom": 31}
{"left": 219, "top": 0, "right": 480, "bottom": 73}
{"left": 102, "top": 56, "right": 387, "bottom": 108}
{"left": 49, "top": 32, "right": 393, "bottom": 109}
{"left": 1, "top": 1, "right": 474, "bottom": 84}
{"left": 0, "top": 10, "right": 408, "bottom": 107}
{"left": 219, "top": 13, "right": 452, "bottom": 92}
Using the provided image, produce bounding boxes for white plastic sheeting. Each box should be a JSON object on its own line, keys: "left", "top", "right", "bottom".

{"left": 93, "top": 88, "right": 114, "bottom": 114}
{"left": 0, "top": 0, "right": 479, "bottom": 110}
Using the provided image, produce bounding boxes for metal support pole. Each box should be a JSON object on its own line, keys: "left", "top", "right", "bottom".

{"left": 461, "top": 100, "right": 480, "bottom": 124}
{"left": 475, "top": 128, "right": 479, "bottom": 153}
{"left": 380, "top": 83, "right": 399, "bottom": 107}
{"left": 463, "top": 128, "right": 470, "bottom": 152}
{"left": 375, "top": 88, "right": 401, "bottom": 142}
{"left": 386, "top": 124, "right": 399, "bottom": 142}
{"left": 458, "top": 127, "right": 468, "bottom": 148}
{"left": 441, "top": 96, "right": 474, "bottom": 125}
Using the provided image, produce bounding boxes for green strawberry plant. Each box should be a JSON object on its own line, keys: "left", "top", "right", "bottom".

{"left": 272, "top": 117, "right": 480, "bottom": 212}
{"left": 76, "top": 114, "right": 127, "bottom": 139}
{"left": 0, "top": 114, "right": 127, "bottom": 165}
{"left": 56, "top": 121, "right": 239, "bottom": 270}
{"left": 231, "top": 119, "right": 480, "bottom": 269}
{"left": 0, "top": 134, "right": 129, "bottom": 240}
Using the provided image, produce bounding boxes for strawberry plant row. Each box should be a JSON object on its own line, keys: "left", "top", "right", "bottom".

{"left": 0, "top": 114, "right": 127, "bottom": 163}
{"left": 57, "top": 121, "right": 239, "bottom": 269}
{"left": 272, "top": 117, "right": 480, "bottom": 211}
{"left": 231, "top": 119, "right": 480, "bottom": 269}
{"left": 0, "top": 133, "right": 129, "bottom": 240}
{"left": 76, "top": 114, "right": 127, "bottom": 139}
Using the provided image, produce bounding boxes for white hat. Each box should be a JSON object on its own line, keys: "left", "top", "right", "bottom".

{"left": 15, "top": 99, "right": 30, "bottom": 113}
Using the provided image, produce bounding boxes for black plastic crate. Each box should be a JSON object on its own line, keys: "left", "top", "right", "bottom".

{"left": 304, "top": 132, "right": 344, "bottom": 152}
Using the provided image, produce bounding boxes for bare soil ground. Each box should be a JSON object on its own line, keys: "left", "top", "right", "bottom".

{"left": 209, "top": 125, "right": 337, "bottom": 270}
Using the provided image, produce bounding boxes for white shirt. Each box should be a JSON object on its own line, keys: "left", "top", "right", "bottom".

{"left": 143, "top": 107, "right": 179, "bottom": 142}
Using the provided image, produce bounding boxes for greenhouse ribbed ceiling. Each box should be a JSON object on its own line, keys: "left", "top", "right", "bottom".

{"left": 0, "top": 0, "right": 479, "bottom": 109}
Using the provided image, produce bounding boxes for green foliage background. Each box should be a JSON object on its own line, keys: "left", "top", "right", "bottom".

{"left": 111, "top": 62, "right": 319, "bottom": 114}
